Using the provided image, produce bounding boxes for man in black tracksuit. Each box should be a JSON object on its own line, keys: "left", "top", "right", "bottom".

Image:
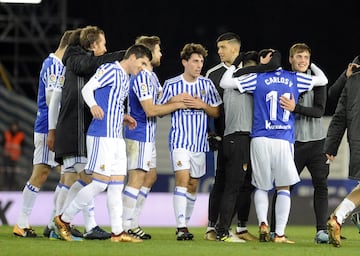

{"left": 204, "top": 32, "right": 256, "bottom": 241}
{"left": 325, "top": 56, "right": 360, "bottom": 247}
{"left": 54, "top": 25, "right": 125, "bottom": 239}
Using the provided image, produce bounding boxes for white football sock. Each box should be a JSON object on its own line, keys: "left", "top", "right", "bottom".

{"left": 254, "top": 189, "right": 269, "bottom": 226}
{"left": 56, "top": 183, "right": 69, "bottom": 215}
{"left": 122, "top": 186, "right": 139, "bottom": 230}
{"left": 173, "top": 186, "right": 187, "bottom": 228}
{"left": 275, "top": 189, "right": 291, "bottom": 236}
{"left": 131, "top": 186, "right": 150, "bottom": 228}
{"left": 108, "top": 181, "right": 124, "bottom": 235}
{"left": 17, "top": 182, "right": 40, "bottom": 228}
{"left": 62, "top": 180, "right": 86, "bottom": 213}
{"left": 335, "top": 198, "right": 356, "bottom": 224}
{"left": 62, "top": 180, "right": 107, "bottom": 223}
{"left": 185, "top": 192, "right": 196, "bottom": 225}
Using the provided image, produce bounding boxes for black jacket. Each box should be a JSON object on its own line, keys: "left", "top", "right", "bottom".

{"left": 328, "top": 55, "right": 360, "bottom": 112}
{"left": 324, "top": 71, "right": 360, "bottom": 180}
{"left": 54, "top": 45, "right": 125, "bottom": 163}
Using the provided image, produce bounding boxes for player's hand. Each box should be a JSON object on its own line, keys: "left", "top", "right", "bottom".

{"left": 346, "top": 63, "right": 360, "bottom": 78}
{"left": 280, "top": 94, "right": 295, "bottom": 112}
{"left": 124, "top": 114, "right": 137, "bottom": 130}
{"left": 326, "top": 153, "right": 335, "bottom": 162}
{"left": 46, "top": 129, "right": 56, "bottom": 151}
{"left": 325, "top": 153, "right": 335, "bottom": 164}
{"left": 170, "top": 92, "right": 192, "bottom": 103}
{"left": 90, "top": 105, "right": 104, "bottom": 120}
{"left": 183, "top": 94, "right": 204, "bottom": 109}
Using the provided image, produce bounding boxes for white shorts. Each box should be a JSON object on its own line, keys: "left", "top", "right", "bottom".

{"left": 86, "top": 136, "right": 127, "bottom": 176}
{"left": 63, "top": 156, "right": 87, "bottom": 174}
{"left": 126, "top": 139, "right": 156, "bottom": 172}
{"left": 250, "top": 137, "right": 300, "bottom": 190}
{"left": 170, "top": 148, "right": 206, "bottom": 178}
{"left": 33, "top": 132, "right": 59, "bottom": 168}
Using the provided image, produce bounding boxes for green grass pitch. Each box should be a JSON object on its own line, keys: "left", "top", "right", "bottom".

{"left": 1, "top": 225, "right": 359, "bottom": 256}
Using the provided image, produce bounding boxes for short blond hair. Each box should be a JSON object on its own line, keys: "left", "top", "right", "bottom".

{"left": 289, "top": 43, "right": 311, "bottom": 57}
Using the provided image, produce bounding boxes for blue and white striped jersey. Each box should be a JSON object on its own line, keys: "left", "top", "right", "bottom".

{"left": 236, "top": 68, "right": 314, "bottom": 143}
{"left": 86, "top": 62, "right": 130, "bottom": 138}
{"left": 34, "top": 53, "right": 65, "bottom": 133}
{"left": 159, "top": 75, "right": 222, "bottom": 152}
{"left": 125, "top": 69, "right": 162, "bottom": 142}
{"left": 53, "top": 66, "right": 65, "bottom": 93}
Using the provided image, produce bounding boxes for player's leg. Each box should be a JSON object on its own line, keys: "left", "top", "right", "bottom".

{"left": 129, "top": 169, "right": 156, "bottom": 239}
{"left": 328, "top": 183, "right": 360, "bottom": 247}
{"left": 13, "top": 164, "right": 51, "bottom": 237}
{"left": 13, "top": 133, "right": 55, "bottom": 237}
{"left": 205, "top": 143, "right": 225, "bottom": 240}
{"left": 109, "top": 138, "right": 142, "bottom": 243}
{"left": 306, "top": 140, "right": 330, "bottom": 243}
{"left": 272, "top": 139, "right": 299, "bottom": 244}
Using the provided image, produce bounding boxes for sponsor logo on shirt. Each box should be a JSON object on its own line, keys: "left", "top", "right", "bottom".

{"left": 95, "top": 68, "right": 105, "bottom": 79}
{"left": 140, "top": 83, "right": 148, "bottom": 94}
{"left": 265, "top": 120, "right": 291, "bottom": 130}
{"left": 58, "top": 75, "right": 65, "bottom": 87}
{"left": 49, "top": 74, "right": 57, "bottom": 84}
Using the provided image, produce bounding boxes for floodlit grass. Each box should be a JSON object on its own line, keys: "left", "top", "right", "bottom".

{"left": 1, "top": 225, "right": 359, "bottom": 256}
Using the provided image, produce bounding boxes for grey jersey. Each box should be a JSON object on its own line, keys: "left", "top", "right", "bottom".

{"left": 295, "top": 90, "right": 325, "bottom": 142}
{"left": 223, "top": 88, "right": 253, "bottom": 136}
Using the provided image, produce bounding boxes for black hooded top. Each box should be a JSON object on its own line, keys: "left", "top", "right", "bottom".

{"left": 54, "top": 45, "right": 125, "bottom": 163}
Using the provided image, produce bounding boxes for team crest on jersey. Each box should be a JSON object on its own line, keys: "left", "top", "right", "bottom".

{"left": 100, "top": 164, "right": 105, "bottom": 170}
{"left": 58, "top": 75, "right": 65, "bottom": 87}
{"left": 156, "top": 90, "right": 163, "bottom": 100}
{"left": 49, "top": 74, "right": 57, "bottom": 83}
{"left": 177, "top": 161, "right": 182, "bottom": 167}
{"left": 147, "top": 161, "right": 150, "bottom": 167}
{"left": 95, "top": 68, "right": 105, "bottom": 79}
{"left": 201, "top": 89, "right": 205, "bottom": 96}
{"left": 140, "top": 84, "right": 148, "bottom": 94}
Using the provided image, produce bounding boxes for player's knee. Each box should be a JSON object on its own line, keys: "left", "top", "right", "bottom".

{"left": 29, "top": 165, "right": 50, "bottom": 186}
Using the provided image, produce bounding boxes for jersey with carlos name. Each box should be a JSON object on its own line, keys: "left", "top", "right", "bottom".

{"left": 238, "top": 68, "right": 314, "bottom": 143}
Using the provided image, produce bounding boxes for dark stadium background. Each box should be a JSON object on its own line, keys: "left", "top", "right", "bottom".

{"left": 1, "top": 1, "right": 359, "bottom": 224}
{"left": 1, "top": 0, "right": 359, "bottom": 114}
{"left": 68, "top": 0, "right": 360, "bottom": 115}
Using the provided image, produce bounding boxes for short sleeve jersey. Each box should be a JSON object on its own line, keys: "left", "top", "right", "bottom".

{"left": 125, "top": 69, "right": 162, "bottom": 142}
{"left": 235, "top": 68, "right": 314, "bottom": 143}
{"left": 159, "top": 75, "right": 222, "bottom": 152}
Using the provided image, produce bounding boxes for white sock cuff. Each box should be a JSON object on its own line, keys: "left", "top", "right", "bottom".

{"left": 124, "top": 186, "right": 140, "bottom": 197}
{"left": 26, "top": 181, "right": 40, "bottom": 192}
{"left": 343, "top": 198, "right": 356, "bottom": 209}
{"left": 276, "top": 189, "right": 290, "bottom": 197}
{"left": 174, "top": 186, "right": 187, "bottom": 196}
{"left": 186, "top": 192, "right": 196, "bottom": 201}
{"left": 140, "top": 186, "right": 151, "bottom": 194}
